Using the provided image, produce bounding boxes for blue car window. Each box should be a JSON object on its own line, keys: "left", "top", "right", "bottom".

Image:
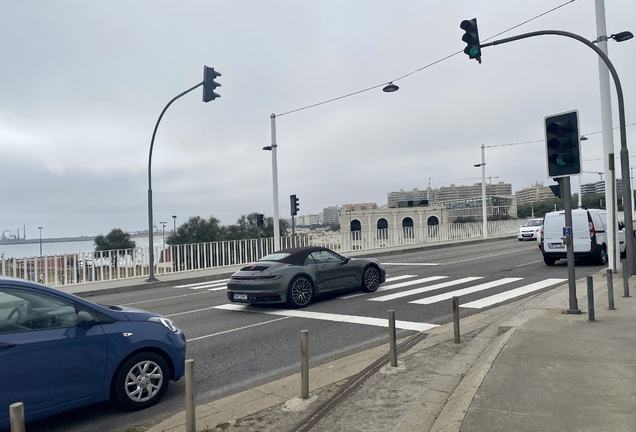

{"left": 0, "top": 288, "right": 77, "bottom": 334}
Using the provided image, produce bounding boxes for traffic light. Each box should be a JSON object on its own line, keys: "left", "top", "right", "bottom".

{"left": 256, "top": 214, "right": 264, "bottom": 227}
{"left": 290, "top": 195, "right": 300, "bottom": 216}
{"left": 203, "top": 66, "right": 221, "bottom": 102}
{"left": 545, "top": 110, "right": 581, "bottom": 178}
{"left": 460, "top": 18, "right": 481, "bottom": 63}
{"left": 549, "top": 180, "right": 563, "bottom": 199}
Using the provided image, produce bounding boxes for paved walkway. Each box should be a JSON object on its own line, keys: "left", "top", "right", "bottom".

{"left": 140, "top": 268, "right": 636, "bottom": 432}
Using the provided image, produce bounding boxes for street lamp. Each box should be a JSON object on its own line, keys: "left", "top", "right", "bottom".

{"left": 38, "top": 227, "right": 43, "bottom": 257}
{"left": 265, "top": 113, "right": 280, "bottom": 251}
{"left": 172, "top": 215, "right": 177, "bottom": 235}
{"left": 473, "top": 144, "right": 487, "bottom": 239}
{"left": 383, "top": 82, "right": 399, "bottom": 92}
{"left": 160, "top": 222, "right": 167, "bottom": 251}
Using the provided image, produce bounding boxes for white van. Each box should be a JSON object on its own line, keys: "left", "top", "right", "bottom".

{"left": 538, "top": 209, "right": 625, "bottom": 265}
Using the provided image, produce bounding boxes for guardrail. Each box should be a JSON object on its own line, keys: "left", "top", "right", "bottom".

{"left": 0, "top": 219, "right": 525, "bottom": 287}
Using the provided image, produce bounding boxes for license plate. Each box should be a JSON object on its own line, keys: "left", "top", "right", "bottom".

{"left": 233, "top": 293, "right": 248, "bottom": 300}
{"left": 548, "top": 243, "right": 565, "bottom": 249}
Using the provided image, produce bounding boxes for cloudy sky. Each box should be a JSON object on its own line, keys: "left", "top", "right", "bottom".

{"left": 1, "top": 0, "right": 635, "bottom": 239}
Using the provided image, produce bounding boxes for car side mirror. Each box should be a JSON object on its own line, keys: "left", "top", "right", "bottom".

{"left": 77, "top": 310, "right": 96, "bottom": 326}
{"left": 343, "top": 257, "right": 350, "bottom": 264}
{"left": 618, "top": 222, "right": 625, "bottom": 230}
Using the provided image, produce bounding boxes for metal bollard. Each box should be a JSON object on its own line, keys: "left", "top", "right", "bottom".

{"left": 10, "top": 402, "right": 25, "bottom": 432}
{"left": 607, "top": 269, "right": 616, "bottom": 310}
{"left": 301, "top": 330, "right": 309, "bottom": 399}
{"left": 185, "top": 359, "right": 196, "bottom": 432}
{"left": 587, "top": 276, "right": 595, "bottom": 322}
{"left": 623, "top": 261, "right": 631, "bottom": 297}
{"left": 453, "top": 296, "right": 460, "bottom": 343}
{"left": 389, "top": 310, "right": 397, "bottom": 367}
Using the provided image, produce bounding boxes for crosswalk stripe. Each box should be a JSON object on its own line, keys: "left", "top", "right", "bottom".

{"left": 385, "top": 274, "right": 418, "bottom": 282}
{"left": 369, "top": 277, "right": 483, "bottom": 302}
{"left": 214, "top": 304, "right": 438, "bottom": 332}
{"left": 460, "top": 278, "right": 566, "bottom": 309}
{"left": 175, "top": 280, "right": 228, "bottom": 289}
{"left": 409, "top": 278, "right": 523, "bottom": 305}
{"left": 339, "top": 276, "right": 447, "bottom": 299}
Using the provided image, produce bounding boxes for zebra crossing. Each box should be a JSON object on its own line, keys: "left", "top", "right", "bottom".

{"left": 175, "top": 279, "right": 228, "bottom": 291}
{"left": 179, "top": 275, "right": 566, "bottom": 309}
{"left": 203, "top": 273, "right": 566, "bottom": 331}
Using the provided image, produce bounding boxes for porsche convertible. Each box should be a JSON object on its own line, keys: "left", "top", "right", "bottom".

{"left": 226, "top": 246, "right": 386, "bottom": 308}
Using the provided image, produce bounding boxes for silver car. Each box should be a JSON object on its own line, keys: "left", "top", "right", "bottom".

{"left": 226, "top": 247, "right": 386, "bottom": 308}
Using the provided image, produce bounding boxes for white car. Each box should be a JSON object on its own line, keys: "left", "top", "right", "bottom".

{"left": 517, "top": 218, "right": 543, "bottom": 241}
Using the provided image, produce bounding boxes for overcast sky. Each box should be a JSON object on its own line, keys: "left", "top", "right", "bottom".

{"left": 1, "top": 0, "right": 635, "bottom": 239}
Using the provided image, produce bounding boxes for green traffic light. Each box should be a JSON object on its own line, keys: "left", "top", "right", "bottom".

{"left": 469, "top": 47, "right": 480, "bottom": 58}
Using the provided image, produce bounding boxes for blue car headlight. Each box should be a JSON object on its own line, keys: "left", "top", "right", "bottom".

{"left": 148, "top": 316, "right": 181, "bottom": 333}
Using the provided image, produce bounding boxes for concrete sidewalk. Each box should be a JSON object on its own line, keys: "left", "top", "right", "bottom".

{"left": 144, "top": 269, "right": 636, "bottom": 432}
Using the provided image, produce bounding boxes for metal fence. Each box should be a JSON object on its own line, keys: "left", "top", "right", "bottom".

{"left": 0, "top": 219, "right": 524, "bottom": 287}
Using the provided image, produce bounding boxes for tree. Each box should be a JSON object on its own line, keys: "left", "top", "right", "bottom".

{"left": 167, "top": 216, "right": 224, "bottom": 245}
{"left": 329, "top": 222, "right": 341, "bottom": 232}
{"left": 94, "top": 229, "right": 136, "bottom": 267}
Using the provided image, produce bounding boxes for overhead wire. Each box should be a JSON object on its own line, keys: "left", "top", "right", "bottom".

{"left": 276, "top": 0, "right": 578, "bottom": 117}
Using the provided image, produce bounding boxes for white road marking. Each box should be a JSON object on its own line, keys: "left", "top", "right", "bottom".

{"left": 381, "top": 262, "right": 441, "bottom": 266}
{"left": 339, "top": 276, "right": 447, "bottom": 299}
{"left": 515, "top": 260, "right": 542, "bottom": 267}
{"left": 187, "top": 316, "right": 291, "bottom": 342}
{"left": 385, "top": 274, "right": 418, "bottom": 282}
{"left": 214, "top": 304, "right": 438, "bottom": 332}
{"left": 369, "top": 277, "right": 483, "bottom": 302}
{"left": 122, "top": 291, "right": 212, "bottom": 306}
{"left": 410, "top": 278, "right": 523, "bottom": 305}
{"left": 461, "top": 278, "right": 566, "bottom": 309}
{"left": 176, "top": 280, "right": 228, "bottom": 289}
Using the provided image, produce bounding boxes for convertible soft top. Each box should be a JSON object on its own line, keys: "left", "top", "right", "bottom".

{"left": 271, "top": 247, "right": 334, "bottom": 266}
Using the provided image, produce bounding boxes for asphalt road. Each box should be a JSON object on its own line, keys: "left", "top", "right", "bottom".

{"left": 24, "top": 238, "right": 604, "bottom": 432}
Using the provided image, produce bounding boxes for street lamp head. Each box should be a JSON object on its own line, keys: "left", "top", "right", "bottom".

{"left": 262, "top": 146, "right": 272, "bottom": 151}
{"left": 382, "top": 82, "right": 399, "bottom": 93}
{"left": 611, "top": 31, "right": 633, "bottom": 42}
{"left": 580, "top": 136, "right": 588, "bottom": 141}
{"left": 474, "top": 163, "right": 483, "bottom": 167}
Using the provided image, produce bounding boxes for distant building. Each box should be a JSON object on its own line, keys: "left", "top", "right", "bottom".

{"left": 388, "top": 183, "right": 512, "bottom": 208}
{"left": 581, "top": 179, "right": 622, "bottom": 195}
{"left": 515, "top": 184, "right": 555, "bottom": 205}
{"left": 323, "top": 206, "right": 339, "bottom": 225}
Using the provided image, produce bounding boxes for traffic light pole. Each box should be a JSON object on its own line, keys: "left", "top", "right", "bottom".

{"left": 147, "top": 81, "right": 204, "bottom": 282}
{"left": 480, "top": 29, "right": 635, "bottom": 276}
{"left": 561, "top": 176, "right": 581, "bottom": 314}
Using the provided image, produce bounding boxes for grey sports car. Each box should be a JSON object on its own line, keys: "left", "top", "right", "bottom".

{"left": 226, "top": 246, "right": 386, "bottom": 308}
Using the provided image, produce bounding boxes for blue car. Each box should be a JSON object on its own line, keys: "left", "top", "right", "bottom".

{"left": 0, "top": 276, "right": 186, "bottom": 429}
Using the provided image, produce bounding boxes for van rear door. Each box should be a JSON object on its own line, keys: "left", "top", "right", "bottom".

{"left": 572, "top": 211, "right": 592, "bottom": 253}
{"left": 543, "top": 212, "right": 566, "bottom": 251}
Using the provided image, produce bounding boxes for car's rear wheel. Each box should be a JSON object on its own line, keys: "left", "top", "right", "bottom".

{"left": 112, "top": 352, "right": 170, "bottom": 411}
{"left": 361, "top": 266, "right": 381, "bottom": 293}
{"left": 287, "top": 276, "right": 314, "bottom": 308}
{"left": 596, "top": 245, "right": 607, "bottom": 265}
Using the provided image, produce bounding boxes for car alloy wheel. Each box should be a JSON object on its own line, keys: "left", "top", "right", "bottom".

{"left": 362, "top": 266, "right": 380, "bottom": 293}
{"left": 113, "top": 352, "right": 169, "bottom": 411}
{"left": 288, "top": 276, "right": 314, "bottom": 308}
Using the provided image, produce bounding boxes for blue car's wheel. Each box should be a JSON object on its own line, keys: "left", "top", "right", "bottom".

{"left": 112, "top": 352, "right": 170, "bottom": 411}
{"left": 287, "top": 276, "right": 314, "bottom": 308}
{"left": 362, "top": 266, "right": 380, "bottom": 293}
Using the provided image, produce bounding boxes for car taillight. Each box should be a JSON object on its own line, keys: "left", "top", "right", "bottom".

{"left": 589, "top": 221, "right": 596, "bottom": 249}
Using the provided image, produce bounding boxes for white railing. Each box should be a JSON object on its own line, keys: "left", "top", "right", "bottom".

{"left": 0, "top": 219, "right": 525, "bottom": 287}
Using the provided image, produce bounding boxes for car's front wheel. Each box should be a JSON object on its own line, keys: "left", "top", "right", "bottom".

{"left": 287, "top": 276, "right": 314, "bottom": 308}
{"left": 112, "top": 352, "right": 170, "bottom": 411}
{"left": 543, "top": 255, "right": 556, "bottom": 266}
{"left": 361, "top": 266, "right": 381, "bottom": 293}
